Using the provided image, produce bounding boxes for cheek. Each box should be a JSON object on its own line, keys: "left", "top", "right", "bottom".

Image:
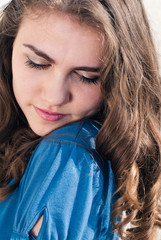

{"left": 74, "top": 85, "right": 103, "bottom": 114}
{"left": 12, "top": 75, "right": 32, "bottom": 102}
{"left": 12, "top": 67, "right": 40, "bottom": 99}
{"left": 12, "top": 51, "right": 39, "bottom": 97}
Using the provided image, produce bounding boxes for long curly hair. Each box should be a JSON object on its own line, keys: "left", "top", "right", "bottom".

{"left": 0, "top": 0, "right": 161, "bottom": 239}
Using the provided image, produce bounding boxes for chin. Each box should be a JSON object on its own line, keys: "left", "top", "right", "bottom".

{"left": 29, "top": 126, "right": 54, "bottom": 136}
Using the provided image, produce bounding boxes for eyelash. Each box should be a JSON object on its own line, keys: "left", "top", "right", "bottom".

{"left": 25, "top": 58, "right": 99, "bottom": 85}
{"left": 79, "top": 75, "right": 99, "bottom": 85}
{"left": 25, "top": 58, "right": 51, "bottom": 70}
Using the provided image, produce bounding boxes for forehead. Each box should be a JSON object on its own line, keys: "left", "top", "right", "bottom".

{"left": 15, "top": 11, "right": 104, "bottom": 66}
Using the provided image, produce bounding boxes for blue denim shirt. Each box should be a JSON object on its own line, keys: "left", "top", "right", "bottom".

{"left": 0, "top": 120, "right": 119, "bottom": 240}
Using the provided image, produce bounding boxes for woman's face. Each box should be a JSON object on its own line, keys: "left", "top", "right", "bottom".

{"left": 12, "top": 11, "right": 103, "bottom": 136}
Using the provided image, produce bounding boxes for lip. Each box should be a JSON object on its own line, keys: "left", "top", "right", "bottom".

{"left": 34, "top": 106, "right": 67, "bottom": 122}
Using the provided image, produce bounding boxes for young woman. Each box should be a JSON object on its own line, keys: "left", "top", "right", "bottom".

{"left": 0, "top": 0, "right": 161, "bottom": 239}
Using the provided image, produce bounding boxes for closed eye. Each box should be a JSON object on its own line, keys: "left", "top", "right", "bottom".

{"left": 80, "top": 75, "right": 99, "bottom": 84}
{"left": 25, "top": 58, "right": 100, "bottom": 84}
{"left": 25, "top": 57, "right": 51, "bottom": 70}
{"left": 74, "top": 72, "right": 99, "bottom": 85}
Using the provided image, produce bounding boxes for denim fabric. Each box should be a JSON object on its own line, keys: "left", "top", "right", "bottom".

{"left": 0, "top": 120, "right": 119, "bottom": 240}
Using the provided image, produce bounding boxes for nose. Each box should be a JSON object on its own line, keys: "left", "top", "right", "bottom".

{"left": 41, "top": 71, "right": 71, "bottom": 106}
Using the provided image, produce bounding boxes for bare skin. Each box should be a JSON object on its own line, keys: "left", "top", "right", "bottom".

{"left": 31, "top": 215, "right": 43, "bottom": 237}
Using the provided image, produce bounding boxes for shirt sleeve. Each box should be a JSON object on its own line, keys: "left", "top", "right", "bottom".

{"left": 10, "top": 138, "right": 119, "bottom": 240}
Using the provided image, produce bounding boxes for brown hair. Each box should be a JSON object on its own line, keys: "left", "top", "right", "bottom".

{"left": 0, "top": 0, "right": 161, "bottom": 239}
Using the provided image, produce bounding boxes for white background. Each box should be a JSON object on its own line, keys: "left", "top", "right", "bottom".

{"left": 143, "top": 0, "right": 161, "bottom": 70}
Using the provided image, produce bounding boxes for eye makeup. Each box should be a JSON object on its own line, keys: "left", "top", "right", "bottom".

{"left": 25, "top": 57, "right": 51, "bottom": 70}
{"left": 75, "top": 73, "right": 99, "bottom": 85}
{"left": 25, "top": 57, "right": 100, "bottom": 85}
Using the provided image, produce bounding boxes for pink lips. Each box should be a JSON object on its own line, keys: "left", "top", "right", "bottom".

{"left": 34, "top": 106, "right": 66, "bottom": 122}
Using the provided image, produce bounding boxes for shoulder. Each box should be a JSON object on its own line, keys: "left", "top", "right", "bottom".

{"left": 42, "top": 119, "right": 101, "bottom": 149}
{"left": 24, "top": 120, "right": 115, "bottom": 203}
{"left": 23, "top": 119, "right": 115, "bottom": 200}
{"left": 29, "top": 119, "right": 106, "bottom": 174}
{"left": 11, "top": 120, "right": 118, "bottom": 239}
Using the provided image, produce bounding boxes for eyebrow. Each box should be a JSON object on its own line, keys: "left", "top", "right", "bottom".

{"left": 23, "top": 44, "right": 54, "bottom": 63}
{"left": 23, "top": 43, "right": 100, "bottom": 73}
